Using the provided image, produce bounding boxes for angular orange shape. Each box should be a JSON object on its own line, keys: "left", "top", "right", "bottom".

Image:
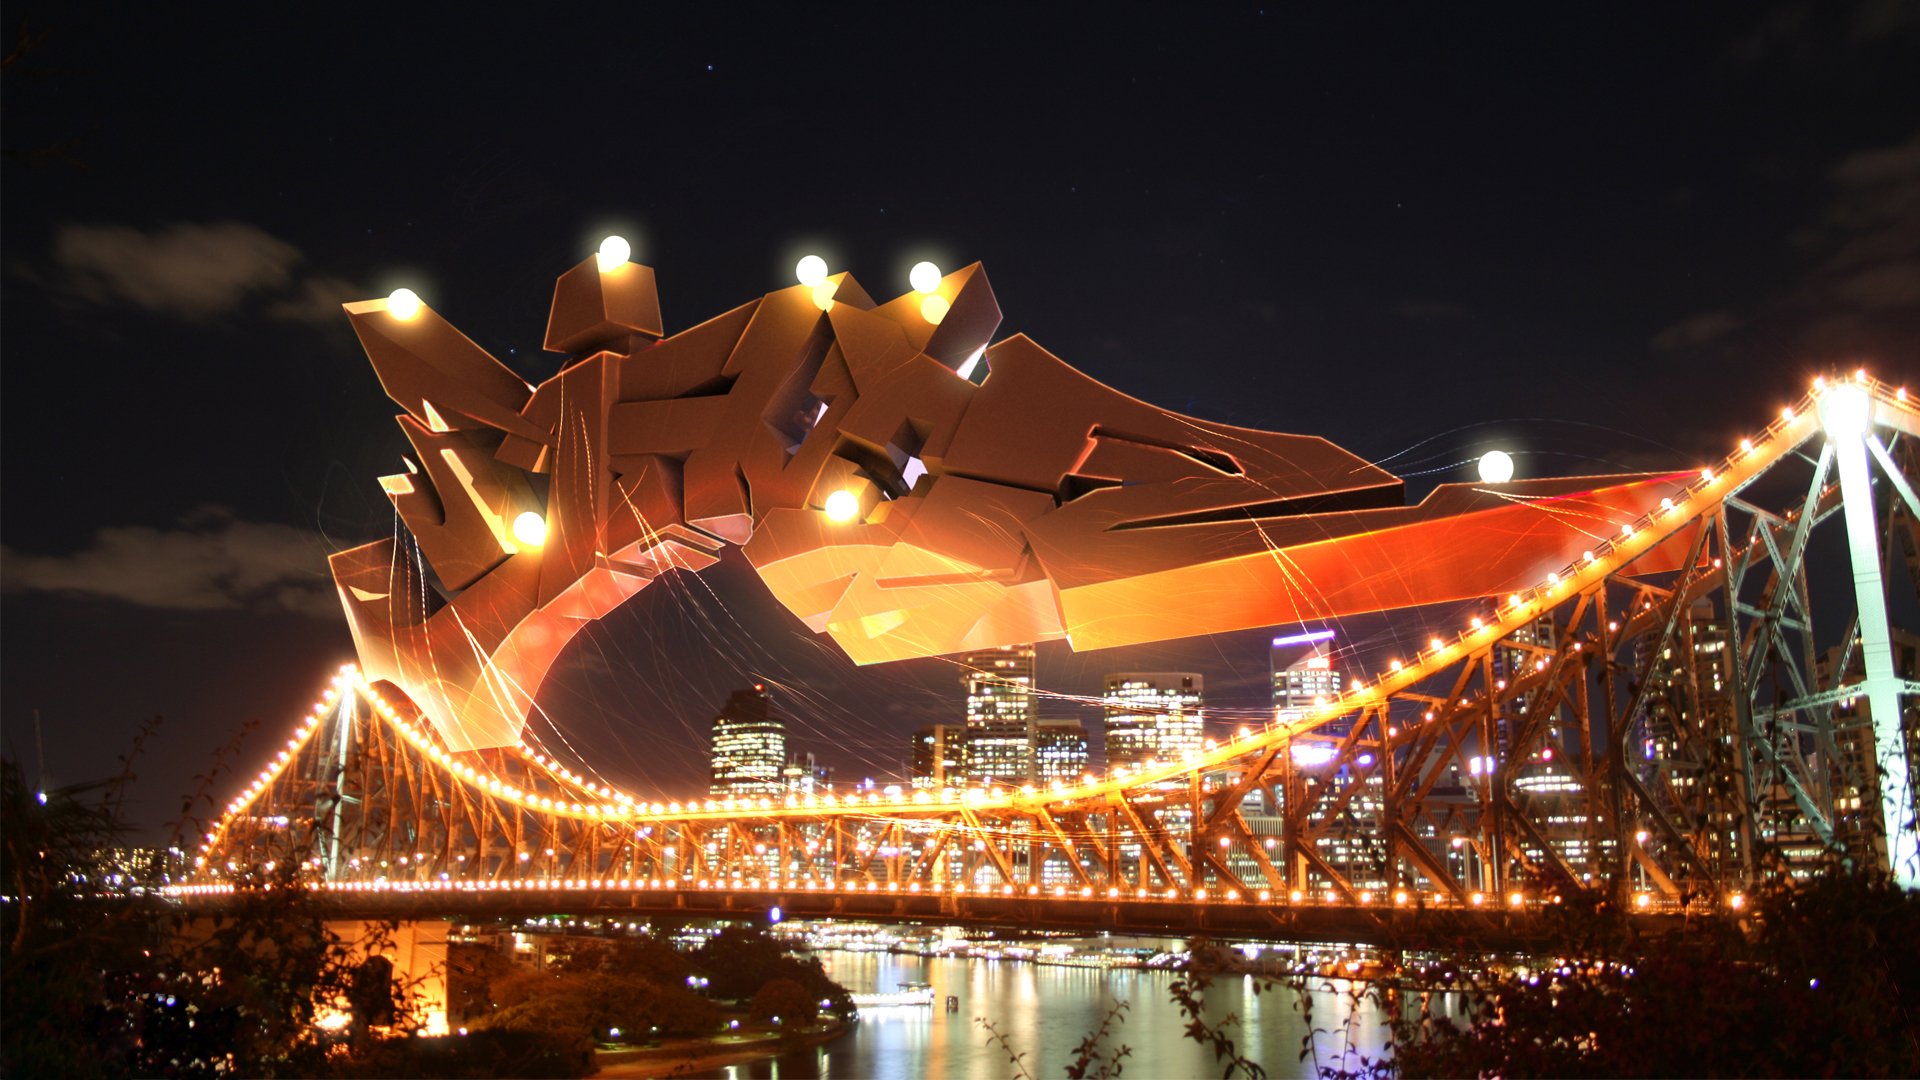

{"left": 332, "top": 258, "right": 1689, "bottom": 749}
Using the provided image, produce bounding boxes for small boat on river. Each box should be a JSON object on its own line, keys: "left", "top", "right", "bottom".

{"left": 850, "top": 982, "right": 936, "bottom": 1008}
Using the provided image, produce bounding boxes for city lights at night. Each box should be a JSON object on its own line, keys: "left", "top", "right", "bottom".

{"left": 4, "top": 7, "right": 1918, "bottom": 1078}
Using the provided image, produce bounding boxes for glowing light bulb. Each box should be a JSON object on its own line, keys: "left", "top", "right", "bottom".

{"left": 1818, "top": 383, "right": 1871, "bottom": 438}
{"left": 920, "top": 294, "right": 950, "bottom": 324}
{"left": 909, "top": 261, "right": 942, "bottom": 293}
{"left": 387, "top": 288, "right": 422, "bottom": 320}
{"left": 596, "top": 235, "right": 631, "bottom": 272}
{"left": 795, "top": 254, "right": 828, "bottom": 287}
{"left": 823, "top": 489, "right": 861, "bottom": 523}
{"left": 811, "top": 279, "right": 838, "bottom": 311}
{"left": 1478, "top": 450, "right": 1515, "bottom": 484}
{"left": 512, "top": 512, "right": 548, "bottom": 548}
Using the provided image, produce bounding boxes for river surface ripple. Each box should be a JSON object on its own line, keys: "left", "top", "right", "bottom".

{"left": 692, "top": 947, "right": 1399, "bottom": 1079}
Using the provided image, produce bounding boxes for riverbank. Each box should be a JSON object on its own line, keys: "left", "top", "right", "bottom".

{"left": 590, "top": 1019, "right": 847, "bottom": 1078}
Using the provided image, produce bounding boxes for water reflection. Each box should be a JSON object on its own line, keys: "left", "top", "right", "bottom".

{"left": 695, "top": 949, "right": 1395, "bottom": 1079}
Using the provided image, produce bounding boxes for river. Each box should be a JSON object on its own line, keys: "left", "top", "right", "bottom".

{"left": 691, "top": 946, "right": 1401, "bottom": 1079}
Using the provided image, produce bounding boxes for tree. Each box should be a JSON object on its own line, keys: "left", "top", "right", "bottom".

{"left": 477, "top": 966, "right": 721, "bottom": 1041}
{"left": 1261, "top": 869, "right": 1920, "bottom": 1078}
{"left": 2, "top": 746, "right": 431, "bottom": 1077}
{"left": 748, "top": 977, "right": 816, "bottom": 1026}
{"left": 1, "top": 757, "right": 159, "bottom": 1077}
{"left": 691, "top": 924, "right": 853, "bottom": 1016}
{"left": 447, "top": 942, "right": 517, "bottom": 1028}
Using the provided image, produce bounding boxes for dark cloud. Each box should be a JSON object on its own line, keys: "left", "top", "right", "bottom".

{"left": 1, "top": 507, "right": 338, "bottom": 618}
{"left": 1730, "top": 0, "right": 1920, "bottom": 68}
{"left": 1652, "top": 310, "right": 1741, "bottom": 351}
{"left": 1653, "top": 131, "right": 1920, "bottom": 359}
{"left": 1850, "top": 0, "right": 1920, "bottom": 40}
{"left": 263, "top": 274, "right": 362, "bottom": 324}
{"left": 50, "top": 221, "right": 358, "bottom": 324}
{"left": 1798, "top": 133, "right": 1920, "bottom": 349}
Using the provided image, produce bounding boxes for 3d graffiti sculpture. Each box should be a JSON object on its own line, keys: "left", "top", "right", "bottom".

{"left": 334, "top": 251, "right": 1696, "bottom": 752}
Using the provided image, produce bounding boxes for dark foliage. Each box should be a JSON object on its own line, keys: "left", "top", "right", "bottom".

{"left": 1169, "top": 954, "right": 1269, "bottom": 1079}
{"left": 475, "top": 966, "right": 720, "bottom": 1042}
{"left": 691, "top": 924, "right": 853, "bottom": 1016}
{"left": 446, "top": 942, "right": 517, "bottom": 1028}
{"left": 2, "top": 755, "right": 161, "bottom": 1077}
{"left": 1267, "top": 871, "right": 1920, "bottom": 1079}
{"left": 1, "top": 750, "right": 427, "bottom": 1077}
{"left": 329, "top": 1029, "right": 591, "bottom": 1079}
{"left": 747, "top": 976, "right": 817, "bottom": 1025}
{"left": 978, "top": 996, "right": 1132, "bottom": 1079}
{"left": 1065, "top": 998, "right": 1133, "bottom": 1079}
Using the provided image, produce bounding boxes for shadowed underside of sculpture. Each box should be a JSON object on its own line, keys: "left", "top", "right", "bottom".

{"left": 331, "top": 256, "right": 1694, "bottom": 751}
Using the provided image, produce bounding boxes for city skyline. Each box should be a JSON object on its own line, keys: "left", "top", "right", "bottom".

{"left": 6, "top": 9, "right": 1918, "bottom": 1078}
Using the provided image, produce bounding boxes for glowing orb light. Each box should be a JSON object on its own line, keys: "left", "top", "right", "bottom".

{"left": 1478, "top": 450, "right": 1515, "bottom": 484}
{"left": 1818, "top": 383, "right": 1872, "bottom": 439}
{"left": 823, "top": 490, "right": 861, "bottom": 523}
{"left": 512, "top": 512, "right": 548, "bottom": 548}
{"left": 596, "top": 235, "right": 631, "bottom": 272}
{"left": 909, "top": 261, "right": 942, "bottom": 293}
{"left": 920, "top": 294, "right": 950, "bottom": 325}
{"left": 795, "top": 254, "right": 829, "bottom": 287}
{"left": 811, "top": 280, "right": 838, "bottom": 311}
{"left": 387, "top": 288, "right": 422, "bottom": 321}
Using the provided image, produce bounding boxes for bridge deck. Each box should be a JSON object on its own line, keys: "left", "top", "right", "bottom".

{"left": 173, "top": 882, "right": 1697, "bottom": 951}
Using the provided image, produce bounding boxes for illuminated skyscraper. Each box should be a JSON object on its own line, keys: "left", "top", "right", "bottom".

{"left": 961, "top": 645, "right": 1038, "bottom": 784}
{"left": 1634, "top": 599, "right": 1744, "bottom": 877}
{"left": 1489, "top": 613, "right": 1606, "bottom": 880}
{"left": 1102, "top": 673, "right": 1204, "bottom": 769}
{"left": 1035, "top": 721, "right": 1090, "bottom": 785}
{"left": 1272, "top": 630, "right": 1340, "bottom": 722}
{"left": 1267, "top": 634, "right": 1385, "bottom": 889}
{"left": 910, "top": 724, "right": 964, "bottom": 789}
{"left": 709, "top": 684, "right": 786, "bottom": 796}
{"left": 1819, "top": 626, "right": 1920, "bottom": 872}
{"left": 782, "top": 750, "right": 832, "bottom": 795}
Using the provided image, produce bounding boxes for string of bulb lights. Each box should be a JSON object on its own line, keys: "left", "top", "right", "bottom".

{"left": 194, "top": 366, "right": 1908, "bottom": 874}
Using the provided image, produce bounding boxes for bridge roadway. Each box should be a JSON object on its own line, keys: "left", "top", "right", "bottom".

{"left": 171, "top": 880, "right": 1697, "bottom": 951}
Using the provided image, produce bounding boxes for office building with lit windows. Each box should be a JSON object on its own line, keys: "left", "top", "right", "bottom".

{"left": 1819, "top": 626, "right": 1920, "bottom": 872}
{"left": 1634, "top": 599, "right": 1744, "bottom": 876}
{"left": 1035, "top": 720, "right": 1090, "bottom": 785}
{"left": 1268, "top": 633, "right": 1388, "bottom": 889}
{"left": 782, "top": 750, "right": 832, "bottom": 795}
{"left": 1102, "top": 673, "right": 1204, "bottom": 769}
{"left": 910, "top": 724, "right": 965, "bottom": 789}
{"left": 1272, "top": 631, "right": 1341, "bottom": 723}
{"left": 709, "top": 684, "right": 786, "bottom": 796}
{"left": 962, "top": 645, "right": 1038, "bottom": 784}
{"left": 1487, "top": 613, "right": 1607, "bottom": 880}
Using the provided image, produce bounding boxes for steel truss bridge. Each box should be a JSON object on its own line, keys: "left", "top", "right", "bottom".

{"left": 184, "top": 377, "right": 1919, "bottom": 937}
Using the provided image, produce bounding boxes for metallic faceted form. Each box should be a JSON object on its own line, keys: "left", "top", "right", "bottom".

{"left": 333, "top": 258, "right": 1696, "bottom": 752}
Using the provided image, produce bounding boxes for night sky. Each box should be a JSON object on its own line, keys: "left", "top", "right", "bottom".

{"left": 4, "top": 5, "right": 1917, "bottom": 839}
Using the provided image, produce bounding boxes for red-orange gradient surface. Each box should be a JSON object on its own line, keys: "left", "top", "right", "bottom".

{"left": 331, "top": 257, "right": 1692, "bottom": 749}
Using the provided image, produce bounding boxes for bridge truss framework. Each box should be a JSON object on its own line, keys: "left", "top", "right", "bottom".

{"left": 189, "top": 376, "right": 1919, "bottom": 920}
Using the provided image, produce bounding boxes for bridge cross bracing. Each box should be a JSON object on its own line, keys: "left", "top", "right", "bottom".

{"left": 185, "top": 376, "right": 1920, "bottom": 925}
